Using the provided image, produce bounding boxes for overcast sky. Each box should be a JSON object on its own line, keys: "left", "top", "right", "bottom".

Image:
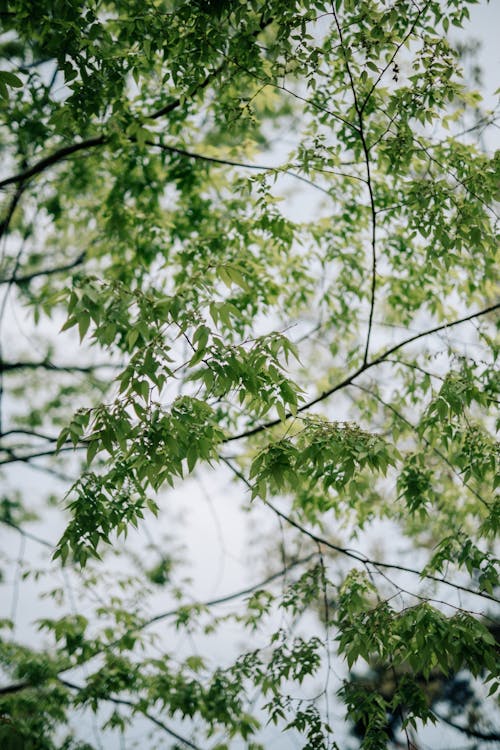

{"left": 1, "top": 3, "right": 498, "bottom": 748}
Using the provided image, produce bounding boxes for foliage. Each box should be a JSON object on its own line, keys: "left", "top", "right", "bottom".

{"left": 0, "top": 0, "right": 499, "bottom": 748}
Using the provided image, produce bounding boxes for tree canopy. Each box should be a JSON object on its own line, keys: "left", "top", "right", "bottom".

{"left": 0, "top": 1, "right": 499, "bottom": 748}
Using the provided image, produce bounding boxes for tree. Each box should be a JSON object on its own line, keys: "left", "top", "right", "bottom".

{"left": 0, "top": 0, "right": 498, "bottom": 747}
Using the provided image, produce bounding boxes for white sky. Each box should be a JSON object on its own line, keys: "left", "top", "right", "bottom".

{"left": 1, "top": 2, "right": 499, "bottom": 748}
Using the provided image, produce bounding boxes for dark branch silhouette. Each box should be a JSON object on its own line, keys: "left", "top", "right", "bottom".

{"left": 331, "top": 5, "right": 378, "bottom": 368}
{"left": 0, "top": 552, "right": 316, "bottom": 699}
{"left": 0, "top": 252, "right": 86, "bottom": 285}
{"left": 0, "top": 359, "right": 118, "bottom": 373}
{"left": 226, "top": 301, "right": 500, "bottom": 442}
{"left": 433, "top": 710, "right": 500, "bottom": 742}
{"left": 0, "top": 19, "right": 274, "bottom": 193}
{"left": 0, "top": 444, "right": 86, "bottom": 466}
{"left": 0, "top": 517, "right": 55, "bottom": 550}
{"left": 148, "top": 140, "right": 334, "bottom": 196}
{"left": 1, "top": 428, "right": 60, "bottom": 441}
{"left": 0, "top": 181, "right": 26, "bottom": 240}
{"left": 59, "top": 678, "right": 203, "bottom": 749}
{"left": 221, "top": 457, "right": 499, "bottom": 604}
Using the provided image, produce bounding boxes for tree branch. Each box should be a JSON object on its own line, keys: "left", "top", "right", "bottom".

{"left": 331, "top": 4, "right": 378, "bottom": 367}
{"left": 58, "top": 677, "right": 203, "bottom": 749}
{"left": 0, "top": 680, "right": 30, "bottom": 696}
{"left": 351, "top": 382, "right": 490, "bottom": 509}
{"left": 221, "top": 457, "right": 499, "bottom": 604}
{"left": 147, "top": 140, "right": 334, "bottom": 196}
{"left": 411, "top": 133, "right": 500, "bottom": 222}
{"left": 0, "top": 553, "right": 316, "bottom": 698}
{"left": 145, "top": 551, "right": 317, "bottom": 629}
{"left": 433, "top": 710, "right": 500, "bottom": 742}
{"left": 0, "top": 19, "right": 274, "bottom": 192}
{"left": 0, "top": 138, "right": 106, "bottom": 190}
{"left": 0, "top": 181, "right": 26, "bottom": 241}
{"left": 0, "top": 74, "right": 217, "bottom": 192}
{"left": 0, "top": 252, "right": 86, "bottom": 285}
{"left": 0, "top": 428, "right": 60, "bottom": 441}
{"left": 0, "top": 359, "right": 118, "bottom": 373}
{"left": 359, "top": 1, "right": 429, "bottom": 114}
{"left": 225, "top": 301, "right": 500, "bottom": 442}
{"left": 0, "top": 444, "right": 85, "bottom": 466}
{"left": 0, "top": 517, "right": 54, "bottom": 550}
{"left": 384, "top": 357, "right": 444, "bottom": 382}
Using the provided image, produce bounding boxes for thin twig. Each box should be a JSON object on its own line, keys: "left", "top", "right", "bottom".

{"left": 351, "top": 382, "right": 490, "bottom": 509}
{"left": 359, "top": 1, "right": 429, "bottom": 114}
{"left": 58, "top": 678, "right": 203, "bottom": 750}
{"left": 0, "top": 552, "right": 316, "bottom": 697}
{"left": 0, "top": 444, "right": 86, "bottom": 466}
{"left": 331, "top": 3, "right": 378, "bottom": 367}
{"left": 144, "top": 552, "right": 317, "bottom": 629}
